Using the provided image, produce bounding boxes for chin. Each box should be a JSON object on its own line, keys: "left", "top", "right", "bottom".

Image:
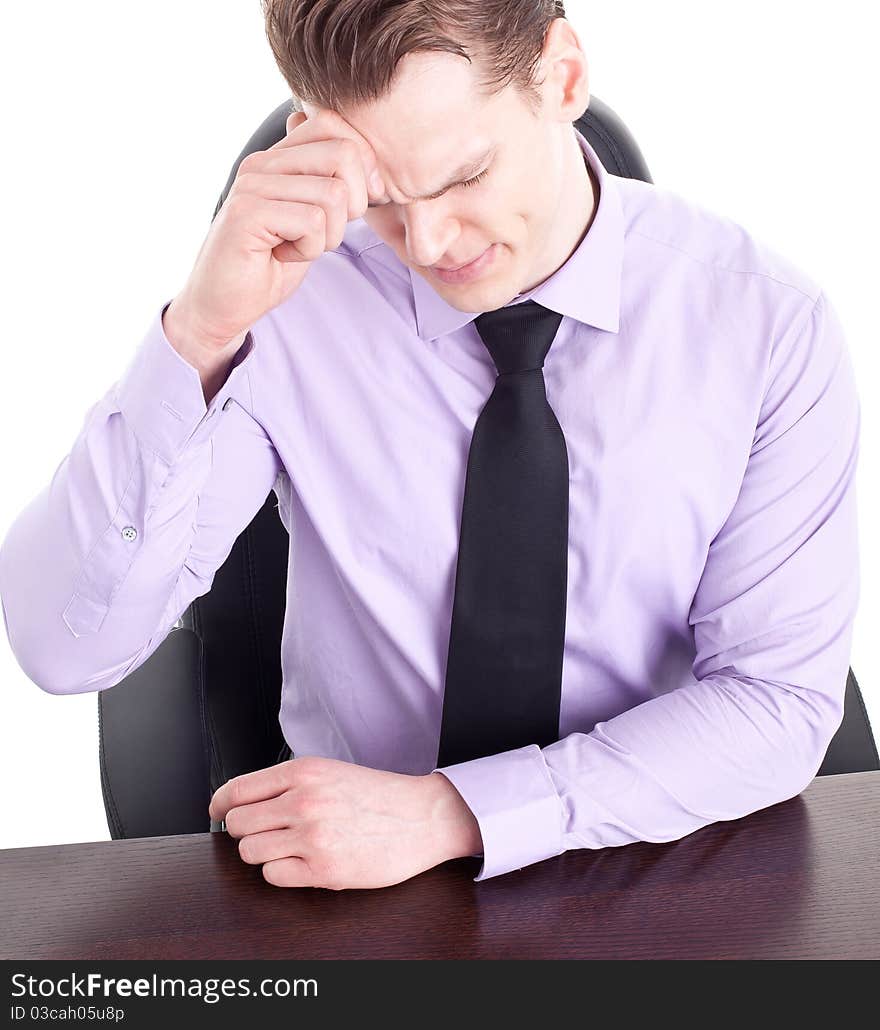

{"left": 452, "top": 274, "right": 522, "bottom": 310}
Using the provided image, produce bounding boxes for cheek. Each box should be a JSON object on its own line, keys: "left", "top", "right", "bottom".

{"left": 362, "top": 209, "right": 403, "bottom": 244}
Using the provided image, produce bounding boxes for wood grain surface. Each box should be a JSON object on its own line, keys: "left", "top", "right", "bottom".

{"left": 2, "top": 770, "right": 877, "bottom": 960}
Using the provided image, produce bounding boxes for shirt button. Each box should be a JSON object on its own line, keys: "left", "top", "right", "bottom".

{"left": 121, "top": 526, "right": 138, "bottom": 542}
{"left": 222, "top": 397, "right": 233, "bottom": 412}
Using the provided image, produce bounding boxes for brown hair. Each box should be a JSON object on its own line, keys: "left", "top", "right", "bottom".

{"left": 260, "top": 0, "right": 567, "bottom": 116}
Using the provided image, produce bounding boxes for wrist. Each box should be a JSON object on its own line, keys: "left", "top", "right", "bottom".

{"left": 423, "top": 771, "right": 483, "bottom": 862}
{"left": 162, "top": 298, "right": 248, "bottom": 405}
{"left": 163, "top": 297, "right": 246, "bottom": 372}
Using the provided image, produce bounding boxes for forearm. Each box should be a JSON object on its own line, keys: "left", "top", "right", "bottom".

{"left": 543, "top": 670, "right": 843, "bottom": 850}
{"left": 0, "top": 403, "right": 213, "bottom": 694}
{"left": 436, "top": 658, "right": 851, "bottom": 881}
{"left": 0, "top": 300, "right": 269, "bottom": 695}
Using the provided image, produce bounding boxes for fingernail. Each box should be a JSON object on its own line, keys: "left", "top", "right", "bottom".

{"left": 369, "top": 169, "right": 384, "bottom": 194}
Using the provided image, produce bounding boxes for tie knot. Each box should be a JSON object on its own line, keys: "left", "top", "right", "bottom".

{"left": 472, "top": 299, "right": 564, "bottom": 375}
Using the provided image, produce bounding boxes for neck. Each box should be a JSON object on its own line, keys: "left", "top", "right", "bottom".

{"left": 521, "top": 130, "right": 599, "bottom": 294}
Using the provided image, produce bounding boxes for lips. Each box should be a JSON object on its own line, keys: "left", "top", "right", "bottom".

{"left": 430, "top": 244, "right": 498, "bottom": 284}
{"left": 434, "top": 256, "right": 480, "bottom": 271}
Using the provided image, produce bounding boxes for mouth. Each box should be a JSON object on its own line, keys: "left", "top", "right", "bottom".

{"left": 434, "top": 256, "right": 480, "bottom": 271}
{"left": 430, "top": 244, "right": 497, "bottom": 284}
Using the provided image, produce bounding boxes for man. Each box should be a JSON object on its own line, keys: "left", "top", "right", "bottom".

{"left": 0, "top": 1, "right": 860, "bottom": 891}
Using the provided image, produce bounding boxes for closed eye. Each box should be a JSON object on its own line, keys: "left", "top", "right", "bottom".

{"left": 427, "top": 167, "right": 490, "bottom": 200}
{"left": 367, "top": 166, "right": 491, "bottom": 207}
{"left": 459, "top": 168, "right": 490, "bottom": 190}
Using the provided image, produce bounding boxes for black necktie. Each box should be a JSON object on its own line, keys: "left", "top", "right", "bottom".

{"left": 436, "top": 299, "right": 569, "bottom": 768}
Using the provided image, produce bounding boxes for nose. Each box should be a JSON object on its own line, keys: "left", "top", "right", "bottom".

{"left": 401, "top": 201, "right": 459, "bottom": 268}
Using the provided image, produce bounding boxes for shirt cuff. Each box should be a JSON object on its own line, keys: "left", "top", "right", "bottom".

{"left": 114, "top": 299, "right": 255, "bottom": 467}
{"left": 432, "top": 743, "right": 566, "bottom": 881}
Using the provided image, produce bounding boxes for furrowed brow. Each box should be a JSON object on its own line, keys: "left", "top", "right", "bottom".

{"left": 391, "top": 144, "right": 497, "bottom": 203}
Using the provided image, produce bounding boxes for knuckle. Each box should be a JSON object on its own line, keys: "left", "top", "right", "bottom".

{"left": 237, "top": 151, "right": 262, "bottom": 176}
{"left": 298, "top": 238, "right": 323, "bottom": 262}
{"left": 225, "top": 776, "right": 248, "bottom": 810}
{"left": 292, "top": 756, "right": 323, "bottom": 778}
{"left": 293, "top": 793, "right": 322, "bottom": 819}
{"left": 233, "top": 170, "right": 258, "bottom": 193}
{"left": 331, "top": 135, "right": 356, "bottom": 156}
{"left": 324, "top": 177, "right": 348, "bottom": 205}
{"left": 311, "top": 854, "right": 342, "bottom": 889}
{"left": 223, "top": 192, "right": 251, "bottom": 219}
{"left": 309, "top": 825, "right": 333, "bottom": 851}
{"left": 309, "top": 836, "right": 337, "bottom": 869}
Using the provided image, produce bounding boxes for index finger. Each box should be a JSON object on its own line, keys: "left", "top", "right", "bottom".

{"left": 270, "top": 103, "right": 388, "bottom": 204}
{"left": 208, "top": 763, "right": 291, "bottom": 821}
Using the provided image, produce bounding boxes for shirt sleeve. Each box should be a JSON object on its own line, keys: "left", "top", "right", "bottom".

{"left": 433, "top": 289, "right": 861, "bottom": 881}
{"left": 0, "top": 299, "right": 283, "bottom": 695}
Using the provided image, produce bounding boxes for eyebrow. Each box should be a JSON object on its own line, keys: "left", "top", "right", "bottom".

{"left": 367, "top": 144, "right": 497, "bottom": 207}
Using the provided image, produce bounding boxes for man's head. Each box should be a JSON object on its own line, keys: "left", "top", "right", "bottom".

{"left": 261, "top": 1, "right": 595, "bottom": 313}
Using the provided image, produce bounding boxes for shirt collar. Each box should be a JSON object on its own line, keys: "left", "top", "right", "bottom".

{"left": 405, "top": 125, "right": 624, "bottom": 341}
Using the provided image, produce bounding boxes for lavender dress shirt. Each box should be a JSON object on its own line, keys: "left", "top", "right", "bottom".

{"left": 0, "top": 128, "right": 861, "bottom": 881}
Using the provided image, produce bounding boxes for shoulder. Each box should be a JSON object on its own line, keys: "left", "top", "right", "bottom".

{"left": 614, "top": 174, "right": 821, "bottom": 304}
{"left": 612, "top": 174, "right": 825, "bottom": 372}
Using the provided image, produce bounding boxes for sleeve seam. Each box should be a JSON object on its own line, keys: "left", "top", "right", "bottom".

{"left": 761, "top": 290, "right": 824, "bottom": 412}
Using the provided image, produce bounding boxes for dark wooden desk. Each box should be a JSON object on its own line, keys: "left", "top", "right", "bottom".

{"left": 1, "top": 770, "right": 878, "bottom": 960}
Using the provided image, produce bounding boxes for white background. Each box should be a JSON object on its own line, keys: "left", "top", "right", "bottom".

{"left": 0, "top": 0, "right": 876, "bottom": 849}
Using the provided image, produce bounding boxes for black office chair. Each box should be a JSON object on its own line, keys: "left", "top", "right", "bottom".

{"left": 97, "top": 95, "right": 878, "bottom": 841}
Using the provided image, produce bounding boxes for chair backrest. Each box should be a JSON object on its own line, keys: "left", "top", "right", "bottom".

{"left": 97, "top": 95, "right": 877, "bottom": 841}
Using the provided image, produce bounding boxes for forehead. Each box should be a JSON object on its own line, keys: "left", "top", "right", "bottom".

{"left": 345, "top": 50, "right": 510, "bottom": 176}
{"left": 367, "top": 49, "right": 496, "bottom": 118}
